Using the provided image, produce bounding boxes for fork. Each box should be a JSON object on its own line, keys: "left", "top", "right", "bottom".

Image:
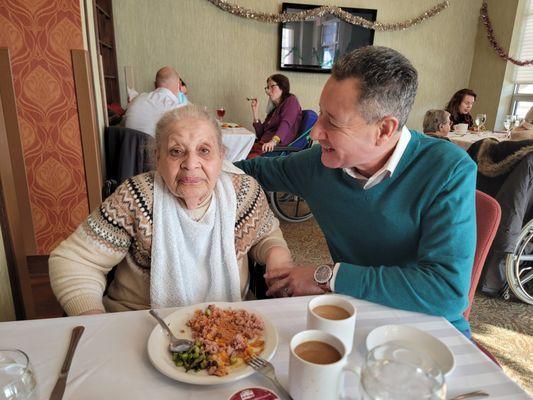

{"left": 247, "top": 356, "right": 293, "bottom": 400}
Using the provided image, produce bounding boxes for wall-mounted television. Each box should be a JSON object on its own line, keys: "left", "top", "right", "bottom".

{"left": 279, "top": 3, "right": 377, "bottom": 73}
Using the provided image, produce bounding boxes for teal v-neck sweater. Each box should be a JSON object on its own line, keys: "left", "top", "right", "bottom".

{"left": 237, "top": 131, "right": 477, "bottom": 334}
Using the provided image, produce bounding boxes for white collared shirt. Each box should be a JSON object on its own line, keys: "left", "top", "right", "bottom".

{"left": 124, "top": 87, "right": 186, "bottom": 137}
{"left": 330, "top": 126, "right": 412, "bottom": 291}
{"left": 342, "top": 126, "right": 412, "bottom": 190}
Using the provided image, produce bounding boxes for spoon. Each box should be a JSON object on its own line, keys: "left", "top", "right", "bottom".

{"left": 149, "top": 309, "right": 193, "bottom": 353}
{"left": 449, "top": 390, "right": 489, "bottom": 400}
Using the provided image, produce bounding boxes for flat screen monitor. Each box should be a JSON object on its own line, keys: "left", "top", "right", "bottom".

{"left": 279, "top": 3, "right": 377, "bottom": 73}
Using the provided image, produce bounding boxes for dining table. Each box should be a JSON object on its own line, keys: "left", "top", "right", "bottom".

{"left": 221, "top": 125, "right": 256, "bottom": 162}
{"left": 0, "top": 295, "right": 529, "bottom": 400}
{"left": 448, "top": 130, "right": 509, "bottom": 150}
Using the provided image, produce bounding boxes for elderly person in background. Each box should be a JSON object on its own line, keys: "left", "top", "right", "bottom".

{"left": 49, "top": 105, "right": 294, "bottom": 316}
{"left": 445, "top": 88, "right": 477, "bottom": 129}
{"left": 124, "top": 66, "right": 188, "bottom": 136}
{"left": 248, "top": 74, "right": 302, "bottom": 158}
{"left": 510, "top": 106, "right": 533, "bottom": 141}
{"left": 237, "top": 46, "right": 476, "bottom": 337}
{"left": 423, "top": 109, "right": 452, "bottom": 140}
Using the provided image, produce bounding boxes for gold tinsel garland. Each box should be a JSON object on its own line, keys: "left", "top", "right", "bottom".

{"left": 206, "top": 0, "right": 450, "bottom": 31}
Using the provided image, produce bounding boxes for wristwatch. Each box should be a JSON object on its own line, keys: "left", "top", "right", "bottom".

{"left": 313, "top": 264, "right": 333, "bottom": 291}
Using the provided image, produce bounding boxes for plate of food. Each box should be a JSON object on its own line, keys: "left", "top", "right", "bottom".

{"left": 147, "top": 302, "right": 278, "bottom": 385}
{"left": 365, "top": 324, "right": 455, "bottom": 376}
{"left": 221, "top": 122, "right": 240, "bottom": 129}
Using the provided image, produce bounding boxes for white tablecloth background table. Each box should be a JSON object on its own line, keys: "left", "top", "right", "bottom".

{"left": 0, "top": 296, "right": 528, "bottom": 399}
{"left": 449, "top": 131, "right": 508, "bottom": 150}
{"left": 221, "top": 126, "right": 255, "bottom": 162}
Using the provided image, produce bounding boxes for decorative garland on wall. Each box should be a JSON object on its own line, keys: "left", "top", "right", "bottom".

{"left": 207, "top": 0, "right": 450, "bottom": 31}
{"left": 481, "top": 1, "right": 533, "bottom": 66}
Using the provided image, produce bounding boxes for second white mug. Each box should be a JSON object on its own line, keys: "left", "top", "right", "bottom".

{"left": 307, "top": 294, "right": 357, "bottom": 353}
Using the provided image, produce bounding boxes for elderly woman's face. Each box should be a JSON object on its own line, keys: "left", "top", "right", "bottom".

{"left": 157, "top": 118, "right": 223, "bottom": 209}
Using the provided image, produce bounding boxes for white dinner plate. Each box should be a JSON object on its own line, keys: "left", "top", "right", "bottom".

{"left": 365, "top": 324, "right": 455, "bottom": 376}
{"left": 147, "top": 302, "right": 278, "bottom": 385}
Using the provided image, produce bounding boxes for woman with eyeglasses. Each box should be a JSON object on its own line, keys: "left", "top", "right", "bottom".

{"left": 247, "top": 74, "right": 302, "bottom": 158}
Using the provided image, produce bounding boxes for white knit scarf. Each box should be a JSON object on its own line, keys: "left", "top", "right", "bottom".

{"left": 150, "top": 166, "right": 241, "bottom": 308}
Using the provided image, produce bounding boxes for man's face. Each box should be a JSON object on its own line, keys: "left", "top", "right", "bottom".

{"left": 310, "top": 77, "right": 383, "bottom": 170}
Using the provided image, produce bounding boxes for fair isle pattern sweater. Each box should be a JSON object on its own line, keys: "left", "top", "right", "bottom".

{"left": 49, "top": 171, "right": 286, "bottom": 316}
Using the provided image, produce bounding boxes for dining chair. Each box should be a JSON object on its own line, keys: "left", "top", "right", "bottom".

{"left": 464, "top": 190, "right": 501, "bottom": 320}
{"left": 466, "top": 190, "right": 502, "bottom": 367}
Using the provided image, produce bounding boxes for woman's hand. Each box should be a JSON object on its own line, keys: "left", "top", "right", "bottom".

{"left": 79, "top": 310, "right": 104, "bottom": 316}
{"left": 262, "top": 140, "right": 277, "bottom": 153}
{"left": 251, "top": 98, "right": 259, "bottom": 121}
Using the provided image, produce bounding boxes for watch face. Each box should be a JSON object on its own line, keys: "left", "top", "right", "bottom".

{"left": 315, "top": 265, "right": 332, "bottom": 284}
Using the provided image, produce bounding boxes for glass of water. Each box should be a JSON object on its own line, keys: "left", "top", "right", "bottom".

{"left": 359, "top": 342, "right": 446, "bottom": 400}
{"left": 0, "top": 350, "right": 36, "bottom": 400}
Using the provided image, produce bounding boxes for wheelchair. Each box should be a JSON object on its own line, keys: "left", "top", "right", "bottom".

{"left": 262, "top": 110, "right": 317, "bottom": 223}
{"left": 502, "top": 218, "right": 533, "bottom": 304}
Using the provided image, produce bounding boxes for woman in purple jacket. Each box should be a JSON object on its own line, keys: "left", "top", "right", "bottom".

{"left": 248, "top": 74, "right": 302, "bottom": 158}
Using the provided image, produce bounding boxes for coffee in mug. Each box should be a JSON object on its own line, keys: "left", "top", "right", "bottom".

{"left": 294, "top": 340, "right": 342, "bottom": 364}
{"left": 307, "top": 295, "right": 356, "bottom": 353}
{"left": 289, "top": 330, "right": 356, "bottom": 400}
{"left": 312, "top": 305, "right": 351, "bottom": 320}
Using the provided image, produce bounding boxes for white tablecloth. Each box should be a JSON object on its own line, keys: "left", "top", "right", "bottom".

{"left": 0, "top": 296, "right": 528, "bottom": 399}
{"left": 449, "top": 131, "right": 508, "bottom": 150}
{"left": 221, "top": 127, "right": 255, "bottom": 162}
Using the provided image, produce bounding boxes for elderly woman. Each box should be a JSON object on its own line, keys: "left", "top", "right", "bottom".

{"left": 423, "top": 109, "right": 452, "bottom": 140}
{"left": 49, "top": 105, "right": 293, "bottom": 316}
{"left": 445, "top": 88, "right": 477, "bottom": 129}
{"left": 248, "top": 74, "right": 302, "bottom": 158}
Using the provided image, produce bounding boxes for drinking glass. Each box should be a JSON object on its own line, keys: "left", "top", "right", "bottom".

{"left": 216, "top": 107, "right": 225, "bottom": 123}
{"left": 0, "top": 350, "right": 36, "bottom": 400}
{"left": 503, "top": 115, "right": 514, "bottom": 138}
{"left": 474, "top": 114, "right": 487, "bottom": 132}
{"left": 358, "top": 342, "right": 446, "bottom": 400}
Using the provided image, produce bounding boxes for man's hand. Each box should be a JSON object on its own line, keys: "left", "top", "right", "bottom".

{"left": 265, "top": 266, "right": 327, "bottom": 297}
{"left": 261, "top": 140, "right": 277, "bottom": 153}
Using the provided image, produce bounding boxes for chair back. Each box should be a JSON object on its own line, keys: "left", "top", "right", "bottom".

{"left": 291, "top": 109, "right": 318, "bottom": 150}
{"left": 464, "top": 190, "right": 501, "bottom": 319}
{"left": 104, "top": 126, "right": 155, "bottom": 197}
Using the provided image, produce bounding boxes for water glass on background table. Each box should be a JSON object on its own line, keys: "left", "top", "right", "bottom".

{"left": 474, "top": 114, "right": 487, "bottom": 132}
{"left": 0, "top": 350, "right": 36, "bottom": 400}
{"left": 359, "top": 342, "right": 446, "bottom": 400}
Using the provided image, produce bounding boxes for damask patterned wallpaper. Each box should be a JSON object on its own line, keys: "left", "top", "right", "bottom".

{"left": 0, "top": 0, "right": 89, "bottom": 254}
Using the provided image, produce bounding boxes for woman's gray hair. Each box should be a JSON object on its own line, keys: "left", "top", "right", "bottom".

{"left": 332, "top": 46, "right": 418, "bottom": 129}
{"left": 423, "top": 109, "right": 450, "bottom": 133}
{"left": 154, "top": 104, "right": 223, "bottom": 153}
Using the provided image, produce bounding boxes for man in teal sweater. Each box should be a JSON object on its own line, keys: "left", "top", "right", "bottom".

{"left": 236, "top": 46, "right": 477, "bottom": 336}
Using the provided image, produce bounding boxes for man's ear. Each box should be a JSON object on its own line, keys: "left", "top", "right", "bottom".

{"left": 376, "top": 116, "right": 399, "bottom": 146}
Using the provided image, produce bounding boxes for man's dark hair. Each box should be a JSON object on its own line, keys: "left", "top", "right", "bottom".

{"left": 332, "top": 46, "right": 418, "bottom": 129}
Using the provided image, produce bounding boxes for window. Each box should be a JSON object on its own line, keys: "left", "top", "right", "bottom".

{"left": 511, "top": 0, "right": 533, "bottom": 117}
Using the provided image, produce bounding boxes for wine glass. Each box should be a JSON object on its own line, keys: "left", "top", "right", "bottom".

{"left": 0, "top": 349, "right": 36, "bottom": 400}
{"left": 503, "top": 115, "right": 514, "bottom": 138}
{"left": 359, "top": 342, "right": 446, "bottom": 400}
{"left": 216, "top": 107, "right": 226, "bottom": 123}
{"left": 474, "top": 114, "right": 486, "bottom": 133}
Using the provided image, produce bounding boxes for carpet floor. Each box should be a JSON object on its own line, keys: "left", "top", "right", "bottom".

{"left": 279, "top": 218, "right": 533, "bottom": 395}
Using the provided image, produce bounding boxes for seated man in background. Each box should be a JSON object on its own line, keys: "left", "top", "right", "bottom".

{"left": 236, "top": 46, "right": 477, "bottom": 336}
{"left": 124, "top": 66, "right": 188, "bottom": 136}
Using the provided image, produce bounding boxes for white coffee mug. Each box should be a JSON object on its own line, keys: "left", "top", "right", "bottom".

{"left": 307, "top": 295, "right": 356, "bottom": 353}
{"left": 289, "top": 330, "right": 356, "bottom": 400}
{"left": 454, "top": 123, "right": 468, "bottom": 134}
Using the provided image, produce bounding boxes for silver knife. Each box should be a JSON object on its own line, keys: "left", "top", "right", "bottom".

{"left": 49, "top": 326, "right": 85, "bottom": 400}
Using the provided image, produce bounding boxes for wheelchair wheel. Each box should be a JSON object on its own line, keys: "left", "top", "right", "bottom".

{"left": 504, "top": 219, "right": 533, "bottom": 305}
{"left": 268, "top": 192, "right": 313, "bottom": 223}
